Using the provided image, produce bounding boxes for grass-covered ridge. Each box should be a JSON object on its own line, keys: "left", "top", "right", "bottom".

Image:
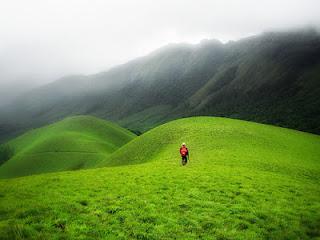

{"left": 100, "top": 117, "right": 320, "bottom": 180}
{"left": 0, "top": 117, "right": 319, "bottom": 239}
{"left": 0, "top": 115, "right": 136, "bottom": 178}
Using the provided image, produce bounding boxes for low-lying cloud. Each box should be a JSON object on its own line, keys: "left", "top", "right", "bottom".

{"left": 0, "top": 0, "right": 319, "bottom": 87}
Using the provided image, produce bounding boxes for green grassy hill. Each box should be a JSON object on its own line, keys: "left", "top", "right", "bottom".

{"left": 0, "top": 117, "right": 319, "bottom": 239}
{"left": 100, "top": 117, "right": 320, "bottom": 176}
{"left": 0, "top": 116, "right": 136, "bottom": 178}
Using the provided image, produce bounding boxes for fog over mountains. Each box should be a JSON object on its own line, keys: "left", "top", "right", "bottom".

{"left": 0, "top": 29, "right": 320, "bottom": 143}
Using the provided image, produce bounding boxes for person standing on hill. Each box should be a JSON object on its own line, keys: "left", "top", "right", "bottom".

{"left": 180, "top": 143, "right": 189, "bottom": 166}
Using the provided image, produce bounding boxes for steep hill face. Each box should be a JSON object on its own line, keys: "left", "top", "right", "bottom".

{"left": 1, "top": 29, "right": 319, "bottom": 143}
{"left": 188, "top": 32, "right": 320, "bottom": 132}
{"left": 0, "top": 116, "right": 136, "bottom": 178}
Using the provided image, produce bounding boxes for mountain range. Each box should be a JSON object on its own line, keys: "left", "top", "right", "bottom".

{"left": 1, "top": 29, "right": 319, "bottom": 143}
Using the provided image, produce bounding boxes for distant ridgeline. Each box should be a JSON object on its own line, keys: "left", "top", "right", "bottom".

{"left": 0, "top": 29, "right": 320, "bottom": 143}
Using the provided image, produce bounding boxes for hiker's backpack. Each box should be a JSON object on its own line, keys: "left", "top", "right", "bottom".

{"left": 180, "top": 147, "right": 188, "bottom": 157}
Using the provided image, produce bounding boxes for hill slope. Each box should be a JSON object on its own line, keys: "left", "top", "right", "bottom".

{"left": 0, "top": 116, "right": 136, "bottom": 178}
{"left": 0, "top": 117, "right": 319, "bottom": 239}
{"left": 1, "top": 29, "right": 320, "bottom": 143}
{"left": 100, "top": 117, "right": 320, "bottom": 181}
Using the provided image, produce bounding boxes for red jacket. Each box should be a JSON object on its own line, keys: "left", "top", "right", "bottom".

{"left": 180, "top": 147, "right": 189, "bottom": 157}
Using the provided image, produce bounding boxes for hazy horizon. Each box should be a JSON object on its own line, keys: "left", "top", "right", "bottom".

{"left": 1, "top": 0, "right": 320, "bottom": 89}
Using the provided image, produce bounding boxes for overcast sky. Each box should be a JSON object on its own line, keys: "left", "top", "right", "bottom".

{"left": 0, "top": 0, "right": 319, "bottom": 86}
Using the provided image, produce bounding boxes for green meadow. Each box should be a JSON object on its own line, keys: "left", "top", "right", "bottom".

{"left": 0, "top": 117, "right": 319, "bottom": 239}
{"left": 0, "top": 116, "right": 136, "bottom": 178}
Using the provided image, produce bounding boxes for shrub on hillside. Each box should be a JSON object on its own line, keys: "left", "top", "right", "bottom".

{"left": 0, "top": 144, "right": 14, "bottom": 165}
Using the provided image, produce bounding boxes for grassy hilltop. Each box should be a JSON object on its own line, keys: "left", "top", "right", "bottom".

{"left": 0, "top": 117, "right": 319, "bottom": 239}
{"left": 0, "top": 116, "right": 136, "bottom": 178}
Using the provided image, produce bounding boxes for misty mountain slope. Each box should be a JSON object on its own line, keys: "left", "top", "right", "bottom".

{"left": 0, "top": 40, "right": 226, "bottom": 141}
{"left": 0, "top": 30, "right": 320, "bottom": 143}
{"left": 0, "top": 80, "right": 39, "bottom": 107}
{"left": 188, "top": 32, "right": 320, "bottom": 132}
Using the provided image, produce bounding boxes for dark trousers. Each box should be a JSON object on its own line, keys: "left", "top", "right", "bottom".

{"left": 181, "top": 156, "right": 188, "bottom": 165}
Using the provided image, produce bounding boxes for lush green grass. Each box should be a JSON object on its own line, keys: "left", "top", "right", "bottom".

{"left": 0, "top": 117, "right": 319, "bottom": 239}
{"left": 0, "top": 116, "right": 136, "bottom": 178}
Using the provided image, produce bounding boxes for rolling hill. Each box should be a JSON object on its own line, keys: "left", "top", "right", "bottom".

{"left": 99, "top": 117, "right": 320, "bottom": 177}
{"left": 0, "top": 117, "right": 319, "bottom": 239}
{"left": 1, "top": 29, "right": 320, "bottom": 144}
{"left": 0, "top": 116, "right": 136, "bottom": 178}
